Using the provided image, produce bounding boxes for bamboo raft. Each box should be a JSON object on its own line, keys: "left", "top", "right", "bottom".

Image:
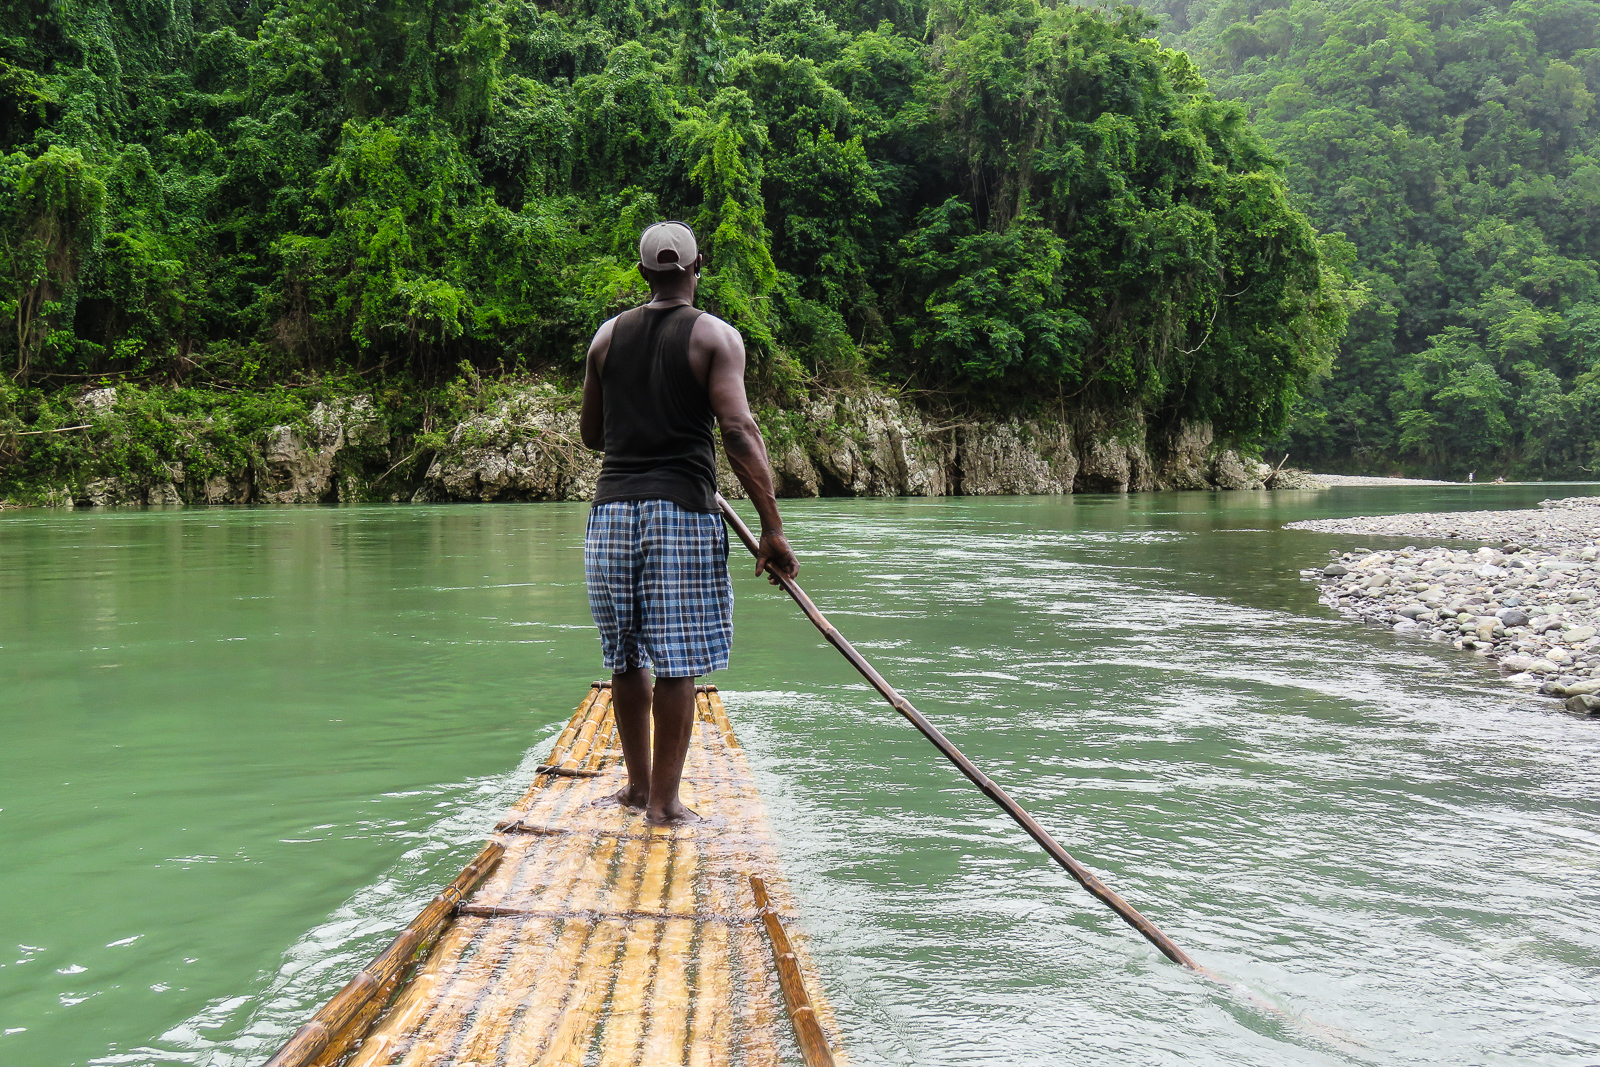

{"left": 265, "top": 683, "right": 844, "bottom": 1067}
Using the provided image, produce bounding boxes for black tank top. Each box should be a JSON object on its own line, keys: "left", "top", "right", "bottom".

{"left": 592, "top": 303, "right": 717, "bottom": 513}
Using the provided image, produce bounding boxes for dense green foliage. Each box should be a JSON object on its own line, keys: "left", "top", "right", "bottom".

{"left": 1155, "top": 0, "right": 1600, "bottom": 476}
{"left": 0, "top": 0, "right": 1347, "bottom": 500}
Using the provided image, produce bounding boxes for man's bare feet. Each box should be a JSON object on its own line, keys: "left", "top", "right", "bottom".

{"left": 592, "top": 784, "right": 649, "bottom": 809}
{"left": 645, "top": 799, "right": 703, "bottom": 826}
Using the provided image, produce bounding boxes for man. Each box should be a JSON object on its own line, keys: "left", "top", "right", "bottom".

{"left": 578, "top": 220, "right": 799, "bottom": 826}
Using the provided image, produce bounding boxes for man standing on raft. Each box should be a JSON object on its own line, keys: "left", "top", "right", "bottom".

{"left": 579, "top": 220, "right": 799, "bottom": 826}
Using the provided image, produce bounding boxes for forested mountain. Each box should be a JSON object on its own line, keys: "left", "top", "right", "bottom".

{"left": 1152, "top": 0, "right": 1600, "bottom": 477}
{"left": 0, "top": 0, "right": 1348, "bottom": 501}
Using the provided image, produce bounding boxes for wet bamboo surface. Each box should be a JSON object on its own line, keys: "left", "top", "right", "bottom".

{"left": 323, "top": 684, "right": 844, "bottom": 1067}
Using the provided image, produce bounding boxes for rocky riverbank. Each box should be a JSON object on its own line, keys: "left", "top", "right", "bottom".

{"left": 1287, "top": 497, "right": 1600, "bottom": 546}
{"left": 1296, "top": 497, "right": 1600, "bottom": 717}
{"left": 9, "top": 381, "right": 1330, "bottom": 506}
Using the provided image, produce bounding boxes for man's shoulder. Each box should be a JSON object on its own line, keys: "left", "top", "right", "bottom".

{"left": 690, "top": 311, "right": 742, "bottom": 346}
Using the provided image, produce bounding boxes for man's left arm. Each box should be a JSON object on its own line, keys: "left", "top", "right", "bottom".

{"left": 579, "top": 318, "right": 614, "bottom": 451}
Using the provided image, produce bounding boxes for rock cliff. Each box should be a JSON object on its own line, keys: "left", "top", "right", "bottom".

{"left": 44, "top": 382, "right": 1294, "bottom": 506}
{"left": 415, "top": 386, "right": 1276, "bottom": 503}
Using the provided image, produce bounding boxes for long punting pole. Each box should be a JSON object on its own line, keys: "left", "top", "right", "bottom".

{"left": 716, "top": 494, "right": 1200, "bottom": 971}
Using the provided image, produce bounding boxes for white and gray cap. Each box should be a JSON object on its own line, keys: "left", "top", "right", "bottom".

{"left": 638, "top": 220, "right": 698, "bottom": 272}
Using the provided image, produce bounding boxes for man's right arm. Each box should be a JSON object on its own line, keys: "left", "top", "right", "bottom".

{"left": 703, "top": 318, "right": 798, "bottom": 581}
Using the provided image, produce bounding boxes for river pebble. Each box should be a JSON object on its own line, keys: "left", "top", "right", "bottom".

{"left": 1298, "top": 535, "right": 1600, "bottom": 715}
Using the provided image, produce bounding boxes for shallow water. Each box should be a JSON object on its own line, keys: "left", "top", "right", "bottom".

{"left": 2, "top": 485, "right": 1599, "bottom": 1066}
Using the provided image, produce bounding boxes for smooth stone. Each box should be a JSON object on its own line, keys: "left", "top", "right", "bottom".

{"left": 1566, "top": 694, "right": 1600, "bottom": 716}
{"left": 1567, "top": 625, "right": 1596, "bottom": 643}
{"left": 1323, "top": 563, "right": 1349, "bottom": 576}
{"left": 1496, "top": 608, "right": 1530, "bottom": 627}
{"left": 1397, "top": 605, "right": 1427, "bottom": 619}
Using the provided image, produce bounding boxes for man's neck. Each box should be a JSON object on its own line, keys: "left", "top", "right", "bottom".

{"left": 646, "top": 284, "right": 695, "bottom": 307}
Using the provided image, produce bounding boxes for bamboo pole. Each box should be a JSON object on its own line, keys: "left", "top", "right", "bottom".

{"left": 527, "top": 833, "right": 650, "bottom": 1064}
{"left": 692, "top": 735, "right": 782, "bottom": 1067}
{"left": 339, "top": 919, "right": 484, "bottom": 1067}
{"left": 596, "top": 831, "right": 674, "bottom": 1066}
{"left": 546, "top": 685, "right": 605, "bottom": 768}
{"left": 716, "top": 493, "right": 1200, "bottom": 972}
{"left": 391, "top": 910, "right": 522, "bottom": 1067}
{"left": 639, "top": 836, "right": 699, "bottom": 1065}
{"left": 454, "top": 831, "right": 620, "bottom": 1062}
{"left": 596, "top": 917, "right": 662, "bottom": 1066}
{"left": 535, "top": 765, "right": 603, "bottom": 778}
{"left": 501, "top": 832, "right": 641, "bottom": 1062}
{"left": 585, "top": 703, "right": 617, "bottom": 772}
{"left": 417, "top": 826, "right": 604, "bottom": 1060}
{"left": 261, "top": 841, "right": 504, "bottom": 1067}
{"left": 559, "top": 689, "right": 613, "bottom": 771}
{"left": 750, "top": 876, "right": 836, "bottom": 1067}
{"left": 348, "top": 820, "right": 596, "bottom": 1062}
{"left": 686, "top": 920, "right": 731, "bottom": 1067}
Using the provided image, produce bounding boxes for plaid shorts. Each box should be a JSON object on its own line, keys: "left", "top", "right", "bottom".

{"left": 584, "top": 499, "right": 734, "bottom": 677}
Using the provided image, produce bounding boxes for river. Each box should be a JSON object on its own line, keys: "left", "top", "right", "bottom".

{"left": 2, "top": 486, "right": 1598, "bottom": 1066}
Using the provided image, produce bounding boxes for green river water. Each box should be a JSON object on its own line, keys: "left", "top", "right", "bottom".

{"left": 3, "top": 487, "right": 1599, "bottom": 1066}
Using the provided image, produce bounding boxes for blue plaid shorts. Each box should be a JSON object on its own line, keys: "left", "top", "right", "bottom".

{"left": 584, "top": 499, "right": 734, "bottom": 677}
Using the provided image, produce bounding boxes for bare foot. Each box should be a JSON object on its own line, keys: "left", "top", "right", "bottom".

{"left": 645, "top": 800, "right": 703, "bottom": 826}
{"left": 591, "top": 785, "right": 649, "bottom": 810}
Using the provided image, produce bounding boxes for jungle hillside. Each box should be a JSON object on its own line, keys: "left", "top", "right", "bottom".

{"left": 0, "top": 0, "right": 1353, "bottom": 503}
{"left": 1152, "top": 0, "right": 1600, "bottom": 477}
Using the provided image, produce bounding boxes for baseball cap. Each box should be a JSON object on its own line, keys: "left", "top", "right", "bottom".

{"left": 639, "top": 221, "right": 698, "bottom": 272}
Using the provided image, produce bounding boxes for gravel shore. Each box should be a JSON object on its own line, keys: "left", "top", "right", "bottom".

{"left": 1294, "top": 497, "right": 1600, "bottom": 717}
{"left": 1287, "top": 496, "right": 1600, "bottom": 548}
{"left": 1310, "top": 473, "right": 1461, "bottom": 486}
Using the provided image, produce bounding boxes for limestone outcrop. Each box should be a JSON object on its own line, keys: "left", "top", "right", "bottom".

{"left": 48, "top": 380, "right": 1291, "bottom": 507}
{"left": 415, "top": 386, "right": 1276, "bottom": 502}
{"left": 412, "top": 387, "right": 599, "bottom": 503}
{"left": 258, "top": 396, "right": 389, "bottom": 504}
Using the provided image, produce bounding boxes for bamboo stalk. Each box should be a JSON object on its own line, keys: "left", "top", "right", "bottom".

{"left": 530, "top": 860, "right": 653, "bottom": 1067}
{"left": 690, "top": 736, "right": 780, "bottom": 1067}
{"left": 560, "top": 690, "right": 613, "bottom": 770}
{"left": 458, "top": 904, "right": 748, "bottom": 922}
{"left": 391, "top": 911, "right": 522, "bottom": 1067}
{"left": 686, "top": 920, "right": 731, "bottom": 1067}
{"left": 453, "top": 829, "right": 621, "bottom": 1063}
{"left": 528, "top": 918, "right": 624, "bottom": 1066}
{"left": 716, "top": 493, "right": 1201, "bottom": 972}
{"left": 707, "top": 690, "right": 737, "bottom": 747}
{"left": 546, "top": 686, "right": 605, "bottom": 769}
{"left": 262, "top": 841, "right": 504, "bottom": 1067}
{"left": 584, "top": 703, "right": 617, "bottom": 771}
{"left": 340, "top": 919, "right": 484, "bottom": 1067}
{"left": 504, "top": 833, "right": 644, "bottom": 1062}
{"left": 729, "top": 887, "right": 781, "bottom": 1067}
{"left": 750, "top": 876, "right": 836, "bottom": 1067}
{"left": 347, "top": 825, "right": 593, "bottom": 1062}
{"left": 596, "top": 917, "right": 662, "bottom": 1066}
{"left": 382, "top": 832, "right": 598, "bottom": 1063}
{"left": 639, "top": 837, "right": 699, "bottom": 1065}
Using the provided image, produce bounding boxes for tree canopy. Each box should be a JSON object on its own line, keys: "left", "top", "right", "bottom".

{"left": 1155, "top": 0, "right": 1600, "bottom": 475}
{"left": 1, "top": 0, "right": 1346, "bottom": 446}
